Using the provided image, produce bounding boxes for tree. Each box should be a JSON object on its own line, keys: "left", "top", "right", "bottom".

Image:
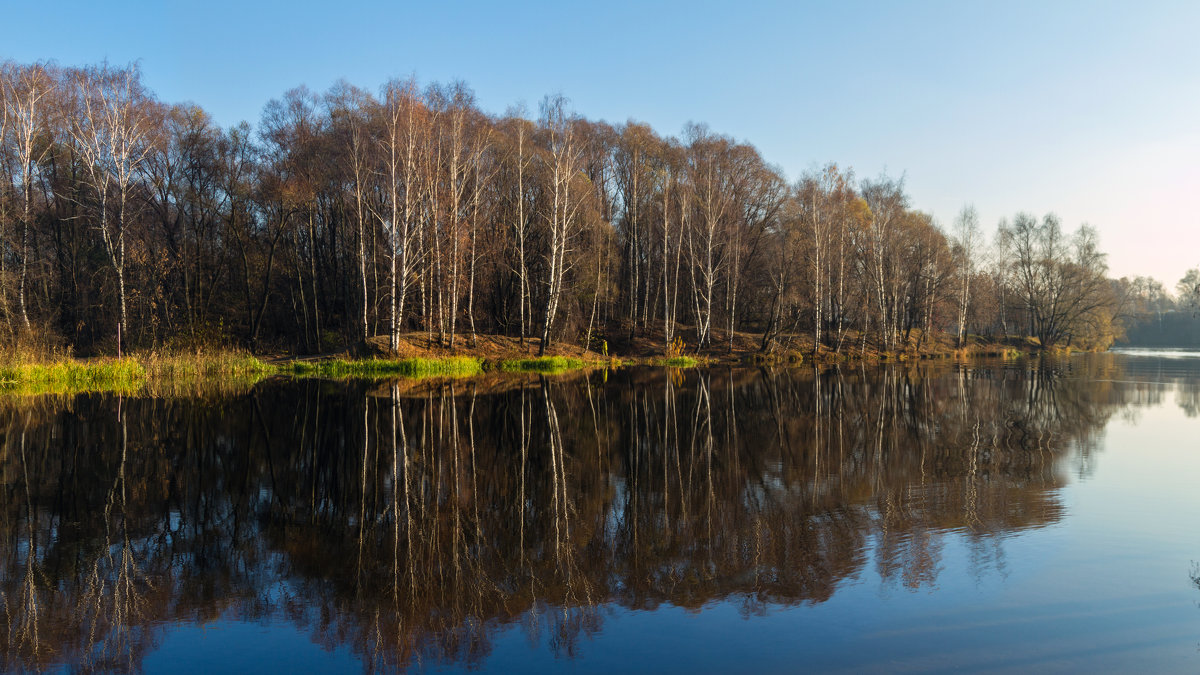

{"left": 998, "top": 213, "right": 1114, "bottom": 347}
{"left": 326, "top": 80, "right": 379, "bottom": 342}
{"left": 0, "top": 57, "right": 1134, "bottom": 358}
{"left": 1178, "top": 269, "right": 1200, "bottom": 312}
{"left": 536, "top": 94, "right": 585, "bottom": 356}
{"left": 219, "top": 121, "right": 278, "bottom": 349}
{"left": 2, "top": 62, "right": 56, "bottom": 332}
{"left": 860, "top": 174, "right": 908, "bottom": 350}
{"left": 378, "top": 78, "right": 425, "bottom": 351}
{"left": 658, "top": 140, "right": 685, "bottom": 351}
{"left": 951, "top": 205, "right": 981, "bottom": 347}
{"left": 794, "top": 164, "right": 857, "bottom": 351}
{"left": 69, "top": 63, "right": 159, "bottom": 354}
{"left": 725, "top": 143, "right": 785, "bottom": 352}
{"left": 427, "top": 81, "right": 478, "bottom": 349}
{"left": 613, "top": 121, "right": 658, "bottom": 335}
{"left": 683, "top": 124, "right": 733, "bottom": 349}
{"left": 498, "top": 110, "right": 537, "bottom": 343}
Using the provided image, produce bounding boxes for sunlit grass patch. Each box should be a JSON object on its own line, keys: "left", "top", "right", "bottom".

{"left": 284, "top": 356, "right": 483, "bottom": 379}
{"left": 0, "top": 358, "right": 146, "bottom": 395}
{"left": 493, "top": 356, "right": 587, "bottom": 373}
{"left": 654, "top": 356, "right": 698, "bottom": 368}
{"left": 142, "top": 351, "right": 278, "bottom": 378}
{"left": 0, "top": 350, "right": 280, "bottom": 397}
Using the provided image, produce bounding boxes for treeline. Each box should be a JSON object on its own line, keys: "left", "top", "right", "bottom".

{"left": 1110, "top": 269, "right": 1200, "bottom": 347}
{"left": 1118, "top": 268, "right": 1200, "bottom": 318}
{"left": 0, "top": 60, "right": 1127, "bottom": 356}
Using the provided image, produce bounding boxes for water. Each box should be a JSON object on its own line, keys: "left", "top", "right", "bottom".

{"left": 3, "top": 353, "right": 1200, "bottom": 673}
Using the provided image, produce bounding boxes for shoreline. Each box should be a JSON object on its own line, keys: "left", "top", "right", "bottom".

{"left": 0, "top": 333, "right": 1099, "bottom": 396}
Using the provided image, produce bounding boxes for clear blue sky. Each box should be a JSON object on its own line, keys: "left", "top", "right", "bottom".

{"left": 6, "top": 0, "right": 1198, "bottom": 287}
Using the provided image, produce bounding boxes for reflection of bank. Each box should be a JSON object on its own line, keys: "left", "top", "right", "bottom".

{"left": 2, "top": 395, "right": 159, "bottom": 672}
{"left": 0, "top": 360, "right": 1137, "bottom": 671}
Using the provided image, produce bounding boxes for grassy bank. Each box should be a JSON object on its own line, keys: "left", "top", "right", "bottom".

{"left": 0, "top": 358, "right": 146, "bottom": 396}
{"left": 286, "top": 355, "right": 606, "bottom": 378}
{"left": 0, "top": 332, "right": 1089, "bottom": 396}
{"left": 281, "top": 356, "right": 483, "bottom": 379}
{"left": 644, "top": 356, "right": 701, "bottom": 368}
{"left": 0, "top": 351, "right": 277, "bottom": 396}
{"left": 142, "top": 352, "right": 277, "bottom": 378}
{"left": 493, "top": 356, "right": 589, "bottom": 373}
{"left": 0, "top": 351, "right": 600, "bottom": 395}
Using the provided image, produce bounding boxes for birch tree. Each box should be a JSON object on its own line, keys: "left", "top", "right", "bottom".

{"left": 952, "top": 204, "right": 981, "bottom": 347}
{"left": 659, "top": 141, "right": 686, "bottom": 350}
{"left": 0, "top": 65, "right": 14, "bottom": 331}
{"left": 614, "top": 122, "right": 657, "bottom": 334}
{"left": 537, "top": 94, "right": 584, "bottom": 356}
{"left": 860, "top": 175, "right": 907, "bottom": 350}
{"left": 69, "top": 63, "right": 158, "bottom": 353}
{"left": 428, "top": 82, "right": 477, "bottom": 349}
{"left": 2, "top": 62, "right": 55, "bottom": 332}
{"left": 683, "top": 124, "right": 733, "bottom": 348}
{"left": 380, "top": 78, "right": 423, "bottom": 351}
{"left": 326, "top": 81, "right": 379, "bottom": 341}
{"left": 499, "top": 110, "right": 537, "bottom": 343}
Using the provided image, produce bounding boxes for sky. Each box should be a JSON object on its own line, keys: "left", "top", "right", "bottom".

{"left": 4, "top": 0, "right": 1198, "bottom": 288}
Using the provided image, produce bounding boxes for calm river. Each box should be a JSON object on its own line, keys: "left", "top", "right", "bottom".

{"left": 3, "top": 352, "right": 1200, "bottom": 673}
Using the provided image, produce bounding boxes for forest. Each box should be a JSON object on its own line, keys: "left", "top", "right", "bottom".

{"left": 0, "top": 60, "right": 1178, "bottom": 358}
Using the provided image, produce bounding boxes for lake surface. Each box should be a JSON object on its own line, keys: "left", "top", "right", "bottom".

{"left": 3, "top": 353, "right": 1200, "bottom": 673}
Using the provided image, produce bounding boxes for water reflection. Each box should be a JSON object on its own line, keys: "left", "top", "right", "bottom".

{"left": 0, "top": 356, "right": 1181, "bottom": 672}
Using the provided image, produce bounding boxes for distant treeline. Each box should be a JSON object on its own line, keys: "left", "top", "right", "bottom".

{"left": 1117, "top": 312, "right": 1200, "bottom": 348}
{"left": 0, "top": 60, "right": 1165, "bottom": 355}
{"left": 1112, "top": 270, "right": 1200, "bottom": 347}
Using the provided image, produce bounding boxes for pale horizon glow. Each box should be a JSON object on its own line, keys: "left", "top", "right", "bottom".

{"left": 5, "top": 0, "right": 1198, "bottom": 288}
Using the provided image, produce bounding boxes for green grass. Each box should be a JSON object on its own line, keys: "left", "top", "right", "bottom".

{"left": 657, "top": 356, "right": 698, "bottom": 368}
{"left": 143, "top": 352, "right": 278, "bottom": 378}
{"left": 0, "top": 350, "right": 274, "bottom": 397}
{"left": 0, "top": 349, "right": 608, "bottom": 396}
{"left": 0, "top": 358, "right": 147, "bottom": 396}
{"left": 283, "top": 356, "right": 483, "bottom": 379}
{"left": 493, "top": 356, "right": 588, "bottom": 373}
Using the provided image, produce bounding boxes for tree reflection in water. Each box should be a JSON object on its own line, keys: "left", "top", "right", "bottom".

{"left": 0, "top": 357, "right": 1167, "bottom": 671}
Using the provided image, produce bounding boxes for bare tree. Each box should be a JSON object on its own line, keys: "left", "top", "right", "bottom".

{"left": 1177, "top": 269, "right": 1200, "bottom": 311}
{"left": 614, "top": 122, "right": 656, "bottom": 336}
{"left": 379, "top": 78, "right": 424, "bottom": 351}
{"left": 860, "top": 174, "right": 908, "bottom": 350}
{"left": 952, "top": 205, "right": 981, "bottom": 347}
{"left": 998, "top": 213, "right": 1114, "bottom": 347}
{"left": 501, "top": 110, "right": 536, "bottom": 344}
{"left": 428, "top": 82, "right": 477, "bottom": 350}
{"left": 683, "top": 124, "right": 733, "bottom": 349}
{"left": 659, "top": 141, "right": 686, "bottom": 350}
{"left": 68, "top": 63, "right": 158, "bottom": 354}
{"left": 0, "top": 65, "right": 13, "bottom": 331}
{"left": 327, "top": 80, "right": 379, "bottom": 342}
{"left": 537, "top": 94, "right": 584, "bottom": 356}
{"left": 3, "top": 62, "right": 55, "bottom": 332}
{"left": 0, "top": 57, "right": 1135, "bottom": 358}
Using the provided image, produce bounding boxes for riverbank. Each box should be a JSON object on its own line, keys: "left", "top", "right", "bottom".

{"left": 0, "top": 351, "right": 620, "bottom": 395}
{"left": 346, "top": 329, "right": 1072, "bottom": 365}
{"left": 0, "top": 330, "right": 1092, "bottom": 395}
